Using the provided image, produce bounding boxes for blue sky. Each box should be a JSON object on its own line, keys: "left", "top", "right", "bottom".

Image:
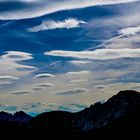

{"left": 0, "top": 0, "right": 140, "bottom": 115}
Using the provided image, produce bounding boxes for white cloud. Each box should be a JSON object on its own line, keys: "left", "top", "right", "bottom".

{"left": 45, "top": 49, "right": 140, "bottom": 60}
{"left": 33, "top": 73, "right": 55, "bottom": 78}
{"left": 1, "top": 51, "right": 33, "bottom": 61}
{"left": 0, "top": 75, "right": 19, "bottom": 80}
{"left": 28, "top": 18, "right": 86, "bottom": 32}
{"left": 66, "top": 71, "right": 91, "bottom": 76}
{"left": 118, "top": 25, "right": 140, "bottom": 36}
{"left": 69, "top": 79, "right": 87, "bottom": 83}
{"left": 69, "top": 60, "right": 92, "bottom": 65}
{"left": 0, "top": 0, "right": 138, "bottom": 20}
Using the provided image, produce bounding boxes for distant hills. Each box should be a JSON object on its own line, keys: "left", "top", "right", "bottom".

{"left": 0, "top": 90, "right": 140, "bottom": 139}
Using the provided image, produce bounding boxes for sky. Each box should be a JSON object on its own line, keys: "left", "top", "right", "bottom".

{"left": 0, "top": 0, "right": 140, "bottom": 116}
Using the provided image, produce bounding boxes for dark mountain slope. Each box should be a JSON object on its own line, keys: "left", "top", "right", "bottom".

{"left": 0, "top": 90, "right": 140, "bottom": 139}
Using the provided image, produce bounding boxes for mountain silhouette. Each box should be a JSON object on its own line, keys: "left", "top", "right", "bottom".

{"left": 0, "top": 111, "right": 32, "bottom": 122}
{"left": 0, "top": 90, "right": 140, "bottom": 139}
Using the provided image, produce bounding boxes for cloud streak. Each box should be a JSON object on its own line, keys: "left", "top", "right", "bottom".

{"left": 45, "top": 49, "right": 140, "bottom": 60}
{"left": 12, "top": 90, "right": 33, "bottom": 95}
{"left": 34, "top": 83, "right": 54, "bottom": 87}
{"left": 69, "top": 60, "right": 92, "bottom": 65}
{"left": 56, "top": 88, "right": 89, "bottom": 95}
{"left": 66, "top": 71, "right": 91, "bottom": 76}
{"left": 0, "top": 76, "right": 19, "bottom": 80}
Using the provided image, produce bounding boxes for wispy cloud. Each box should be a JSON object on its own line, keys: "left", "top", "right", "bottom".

{"left": 34, "top": 83, "right": 54, "bottom": 88}
{"left": 0, "top": 82, "right": 12, "bottom": 86}
{"left": 32, "top": 83, "right": 54, "bottom": 91}
{"left": 58, "top": 103, "right": 88, "bottom": 112}
{"left": 11, "top": 90, "right": 33, "bottom": 95}
{"left": 56, "top": 88, "right": 89, "bottom": 95}
{"left": 45, "top": 49, "right": 140, "bottom": 60}
{"left": 28, "top": 18, "right": 86, "bottom": 32}
{"left": 69, "top": 60, "right": 92, "bottom": 65}
{"left": 0, "top": 105, "right": 18, "bottom": 112}
{"left": 95, "top": 85, "right": 108, "bottom": 90}
{"left": 66, "top": 71, "right": 91, "bottom": 76}
{"left": 118, "top": 25, "right": 140, "bottom": 36}
{"left": 69, "top": 79, "right": 87, "bottom": 83}
{"left": 0, "top": 76, "right": 19, "bottom": 80}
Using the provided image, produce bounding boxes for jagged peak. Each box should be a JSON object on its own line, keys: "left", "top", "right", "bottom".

{"left": 14, "top": 111, "right": 29, "bottom": 116}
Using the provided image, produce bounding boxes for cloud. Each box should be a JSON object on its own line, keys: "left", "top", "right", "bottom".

{"left": 69, "top": 79, "right": 87, "bottom": 83}
{"left": 0, "top": 51, "right": 36, "bottom": 77}
{"left": 58, "top": 103, "right": 88, "bottom": 112}
{"left": 118, "top": 25, "right": 140, "bottom": 36}
{"left": 101, "top": 35, "right": 140, "bottom": 49}
{"left": 45, "top": 49, "right": 140, "bottom": 60}
{"left": 28, "top": 18, "right": 86, "bottom": 32}
{"left": 32, "top": 87, "right": 44, "bottom": 91}
{"left": 66, "top": 71, "right": 91, "bottom": 76}
{"left": 0, "top": 82, "right": 12, "bottom": 86}
{"left": 0, "top": 75, "right": 19, "bottom": 80}
{"left": 23, "top": 102, "right": 47, "bottom": 110}
{"left": 56, "top": 88, "right": 89, "bottom": 95}
{"left": 33, "top": 73, "right": 55, "bottom": 78}
{"left": 69, "top": 60, "right": 92, "bottom": 65}
{"left": 1, "top": 51, "right": 33, "bottom": 61}
{"left": 95, "top": 85, "right": 108, "bottom": 90}
{"left": 12, "top": 90, "right": 33, "bottom": 95}
{"left": 0, "top": 0, "right": 139, "bottom": 20}
{"left": 0, "top": 105, "right": 18, "bottom": 112}
{"left": 34, "top": 83, "right": 54, "bottom": 87}
{"left": 32, "top": 83, "right": 54, "bottom": 91}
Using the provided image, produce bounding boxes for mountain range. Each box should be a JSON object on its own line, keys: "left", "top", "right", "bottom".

{"left": 0, "top": 90, "right": 140, "bottom": 139}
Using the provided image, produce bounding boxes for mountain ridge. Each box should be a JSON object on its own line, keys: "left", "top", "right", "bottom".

{"left": 0, "top": 90, "right": 140, "bottom": 139}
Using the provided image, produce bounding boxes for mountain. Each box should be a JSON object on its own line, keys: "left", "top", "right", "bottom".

{"left": 0, "top": 111, "right": 32, "bottom": 123}
{"left": 0, "top": 90, "right": 140, "bottom": 139}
